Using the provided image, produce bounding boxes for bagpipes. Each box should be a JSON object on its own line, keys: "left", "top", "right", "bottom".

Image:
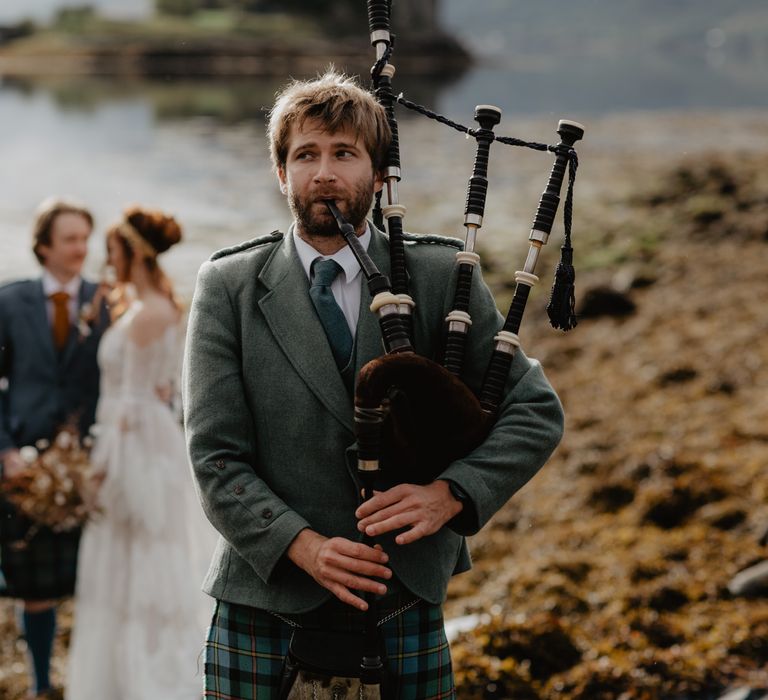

{"left": 280, "top": 1, "right": 583, "bottom": 697}
{"left": 353, "top": 0, "right": 583, "bottom": 487}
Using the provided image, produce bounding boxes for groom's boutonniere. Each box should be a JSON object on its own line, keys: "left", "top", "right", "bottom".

{"left": 77, "top": 302, "right": 95, "bottom": 341}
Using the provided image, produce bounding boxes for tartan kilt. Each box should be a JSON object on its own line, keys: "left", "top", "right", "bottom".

{"left": 0, "top": 498, "right": 80, "bottom": 600}
{"left": 204, "top": 596, "right": 455, "bottom": 700}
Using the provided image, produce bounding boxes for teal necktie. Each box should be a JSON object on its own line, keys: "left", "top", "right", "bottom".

{"left": 309, "top": 259, "right": 353, "bottom": 368}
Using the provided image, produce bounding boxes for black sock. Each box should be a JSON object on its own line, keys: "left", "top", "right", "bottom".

{"left": 22, "top": 607, "right": 56, "bottom": 693}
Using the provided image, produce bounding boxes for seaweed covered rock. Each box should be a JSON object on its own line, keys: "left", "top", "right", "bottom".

{"left": 446, "top": 150, "right": 768, "bottom": 699}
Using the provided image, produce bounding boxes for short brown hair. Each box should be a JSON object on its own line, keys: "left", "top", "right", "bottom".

{"left": 32, "top": 197, "right": 93, "bottom": 265}
{"left": 267, "top": 69, "right": 391, "bottom": 174}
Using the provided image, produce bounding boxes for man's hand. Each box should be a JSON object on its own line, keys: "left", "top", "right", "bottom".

{"left": 355, "top": 481, "right": 463, "bottom": 546}
{"left": 1, "top": 449, "right": 26, "bottom": 479}
{"left": 286, "top": 529, "right": 391, "bottom": 611}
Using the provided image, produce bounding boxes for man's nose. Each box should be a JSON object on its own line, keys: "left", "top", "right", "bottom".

{"left": 313, "top": 155, "right": 337, "bottom": 182}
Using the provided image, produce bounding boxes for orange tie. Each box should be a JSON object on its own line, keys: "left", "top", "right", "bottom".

{"left": 50, "top": 291, "right": 71, "bottom": 350}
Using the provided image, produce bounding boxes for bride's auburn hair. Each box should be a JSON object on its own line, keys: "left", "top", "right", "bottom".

{"left": 107, "top": 206, "right": 183, "bottom": 320}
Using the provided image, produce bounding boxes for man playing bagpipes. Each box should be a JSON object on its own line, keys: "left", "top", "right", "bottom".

{"left": 183, "top": 69, "right": 564, "bottom": 699}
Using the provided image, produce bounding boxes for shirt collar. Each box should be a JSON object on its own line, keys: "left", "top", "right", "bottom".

{"left": 42, "top": 269, "right": 82, "bottom": 299}
{"left": 293, "top": 223, "right": 371, "bottom": 284}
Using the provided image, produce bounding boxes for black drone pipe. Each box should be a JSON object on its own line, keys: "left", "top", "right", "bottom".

{"left": 367, "top": 0, "right": 414, "bottom": 340}
{"left": 441, "top": 105, "right": 503, "bottom": 378}
{"left": 325, "top": 200, "right": 412, "bottom": 356}
{"left": 478, "top": 119, "right": 584, "bottom": 415}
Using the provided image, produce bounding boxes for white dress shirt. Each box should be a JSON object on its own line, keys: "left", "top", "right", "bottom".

{"left": 42, "top": 270, "right": 82, "bottom": 328}
{"left": 293, "top": 225, "right": 371, "bottom": 340}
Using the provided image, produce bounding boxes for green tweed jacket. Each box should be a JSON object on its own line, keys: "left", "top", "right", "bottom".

{"left": 183, "top": 225, "right": 564, "bottom": 614}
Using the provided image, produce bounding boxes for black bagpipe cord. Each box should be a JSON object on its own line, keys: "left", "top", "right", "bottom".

{"left": 393, "top": 94, "right": 582, "bottom": 334}
{"left": 370, "top": 33, "right": 389, "bottom": 234}
{"left": 371, "top": 39, "right": 393, "bottom": 235}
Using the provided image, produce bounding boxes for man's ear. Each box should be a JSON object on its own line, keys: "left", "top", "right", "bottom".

{"left": 277, "top": 166, "right": 288, "bottom": 195}
{"left": 373, "top": 170, "right": 385, "bottom": 194}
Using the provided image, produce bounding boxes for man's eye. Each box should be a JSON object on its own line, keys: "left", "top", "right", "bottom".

{"left": 337, "top": 150, "right": 354, "bottom": 158}
{"left": 296, "top": 152, "right": 314, "bottom": 160}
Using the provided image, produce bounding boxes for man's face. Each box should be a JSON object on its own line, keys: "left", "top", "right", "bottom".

{"left": 39, "top": 212, "right": 92, "bottom": 281}
{"left": 277, "top": 118, "right": 383, "bottom": 238}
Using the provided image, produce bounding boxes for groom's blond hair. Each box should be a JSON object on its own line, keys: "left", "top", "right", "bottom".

{"left": 267, "top": 68, "right": 391, "bottom": 174}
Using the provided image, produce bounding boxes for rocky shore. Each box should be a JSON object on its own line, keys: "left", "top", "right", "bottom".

{"left": 2, "top": 149, "right": 768, "bottom": 698}
{"left": 445, "top": 152, "right": 768, "bottom": 698}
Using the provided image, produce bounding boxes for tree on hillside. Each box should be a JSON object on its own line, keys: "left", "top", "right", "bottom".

{"left": 156, "top": 0, "right": 199, "bottom": 16}
{"left": 155, "top": 0, "right": 440, "bottom": 34}
{"left": 258, "top": 0, "right": 438, "bottom": 34}
{"left": 156, "top": 0, "right": 261, "bottom": 16}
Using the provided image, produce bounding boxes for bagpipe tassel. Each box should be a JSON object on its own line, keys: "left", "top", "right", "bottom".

{"left": 547, "top": 243, "right": 578, "bottom": 331}
{"left": 373, "top": 189, "right": 385, "bottom": 231}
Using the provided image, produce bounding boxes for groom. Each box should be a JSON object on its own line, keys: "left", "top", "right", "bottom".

{"left": 0, "top": 198, "right": 108, "bottom": 700}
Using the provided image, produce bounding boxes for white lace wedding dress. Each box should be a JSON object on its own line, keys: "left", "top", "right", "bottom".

{"left": 67, "top": 302, "right": 215, "bottom": 700}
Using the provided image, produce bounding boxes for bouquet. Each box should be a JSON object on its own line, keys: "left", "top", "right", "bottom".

{"left": 1, "top": 427, "right": 103, "bottom": 547}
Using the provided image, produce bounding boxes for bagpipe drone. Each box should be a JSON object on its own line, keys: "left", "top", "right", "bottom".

{"left": 350, "top": 0, "right": 583, "bottom": 494}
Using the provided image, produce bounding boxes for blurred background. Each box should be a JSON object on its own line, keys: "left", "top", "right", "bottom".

{"left": 1, "top": 0, "right": 767, "bottom": 295}
{"left": 2, "top": 1, "right": 768, "bottom": 698}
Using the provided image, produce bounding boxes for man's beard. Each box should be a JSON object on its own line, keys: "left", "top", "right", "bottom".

{"left": 288, "top": 177, "right": 375, "bottom": 238}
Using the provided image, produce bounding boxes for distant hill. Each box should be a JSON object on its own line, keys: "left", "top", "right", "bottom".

{"left": 2, "top": 0, "right": 766, "bottom": 113}
{"left": 0, "top": 0, "right": 151, "bottom": 23}
{"left": 6, "top": 0, "right": 767, "bottom": 62}
{"left": 439, "top": 0, "right": 768, "bottom": 60}
{"left": 434, "top": 0, "right": 768, "bottom": 116}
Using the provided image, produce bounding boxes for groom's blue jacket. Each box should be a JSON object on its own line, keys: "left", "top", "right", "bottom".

{"left": 0, "top": 275, "right": 109, "bottom": 598}
{"left": 0, "top": 277, "right": 107, "bottom": 460}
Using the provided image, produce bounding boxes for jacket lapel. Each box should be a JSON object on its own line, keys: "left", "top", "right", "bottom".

{"left": 59, "top": 281, "right": 96, "bottom": 369}
{"left": 258, "top": 232, "right": 354, "bottom": 434}
{"left": 23, "top": 279, "right": 57, "bottom": 367}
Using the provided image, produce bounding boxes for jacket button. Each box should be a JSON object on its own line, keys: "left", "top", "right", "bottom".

{"left": 234, "top": 484, "right": 244, "bottom": 495}
{"left": 215, "top": 459, "right": 225, "bottom": 470}
{"left": 261, "top": 509, "right": 272, "bottom": 519}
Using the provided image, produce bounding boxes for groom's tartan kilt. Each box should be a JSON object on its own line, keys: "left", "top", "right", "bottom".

{"left": 205, "top": 596, "right": 455, "bottom": 700}
{"left": 0, "top": 499, "right": 80, "bottom": 600}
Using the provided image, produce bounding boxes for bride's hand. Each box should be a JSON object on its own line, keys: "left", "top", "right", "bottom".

{"left": 1, "top": 449, "right": 27, "bottom": 479}
{"left": 82, "top": 470, "right": 107, "bottom": 511}
{"left": 154, "top": 382, "right": 172, "bottom": 404}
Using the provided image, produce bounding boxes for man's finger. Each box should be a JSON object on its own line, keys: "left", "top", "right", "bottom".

{"left": 329, "top": 583, "right": 369, "bottom": 611}
{"left": 362, "top": 511, "right": 416, "bottom": 537}
{"left": 355, "top": 485, "right": 409, "bottom": 518}
{"left": 395, "top": 522, "right": 428, "bottom": 545}
{"left": 333, "top": 538, "right": 389, "bottom": 563}
{"left": 323, "top": 567, "right": 388, "bottom": 597}
{"left": 330, "top": 554, "right": 392, "bottom": 580}
{"left": 357, "top": 501, "right": 411, "bottom": 531}
{"left": 342, "top": 573, "right": 388, "bottom": 596}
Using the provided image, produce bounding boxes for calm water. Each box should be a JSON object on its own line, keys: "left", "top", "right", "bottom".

{"left": 2, "top": 70, "right": 768, "bottom": 299}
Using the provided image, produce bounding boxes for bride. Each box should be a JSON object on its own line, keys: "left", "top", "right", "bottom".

{"left": 67, "top": 207, "right": 214, "bottom": 700}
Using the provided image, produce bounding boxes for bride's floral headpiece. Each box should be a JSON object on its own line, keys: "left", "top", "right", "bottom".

{"left": 118, "top": 221, "right": 158, "bottom": 260}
